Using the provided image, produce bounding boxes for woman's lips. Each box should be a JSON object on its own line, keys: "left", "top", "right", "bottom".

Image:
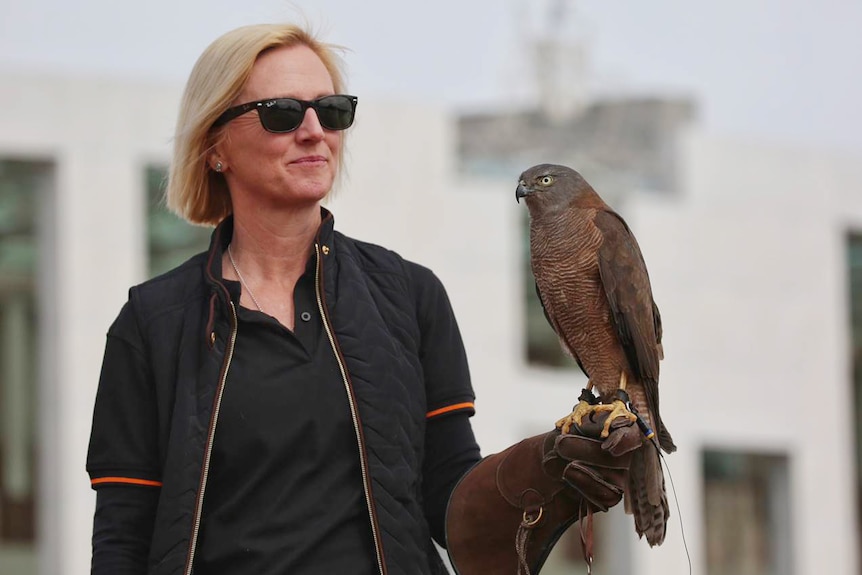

{"left": 291, "top": 155, "right": 327, "bottom": 165}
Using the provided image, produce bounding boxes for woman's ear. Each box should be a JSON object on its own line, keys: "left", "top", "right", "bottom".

{"left": 208, "top": 154, "right": 225, "bottom": 173}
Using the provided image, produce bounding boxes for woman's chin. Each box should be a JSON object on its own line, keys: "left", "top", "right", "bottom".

{"left": 274, "top": 185, "right": 331, "bottom": 209}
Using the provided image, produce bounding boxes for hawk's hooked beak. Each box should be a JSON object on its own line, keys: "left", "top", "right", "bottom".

{"left": 515, "top": 181, "right": 533, "bottom": 203}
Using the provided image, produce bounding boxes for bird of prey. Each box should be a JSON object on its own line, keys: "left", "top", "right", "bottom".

{"left": 516, "top": 163, "right": 676, "bottom": 547}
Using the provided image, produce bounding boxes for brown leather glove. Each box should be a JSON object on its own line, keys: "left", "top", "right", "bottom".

{"left": 445, "top": 412, "right": 641, "bottom": 575}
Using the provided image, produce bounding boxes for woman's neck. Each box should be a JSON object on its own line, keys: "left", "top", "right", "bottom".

{"left": 228, "top": 203, "right": 322, "bottom": 280}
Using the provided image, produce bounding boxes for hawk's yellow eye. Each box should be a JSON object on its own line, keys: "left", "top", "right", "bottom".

{"left": 539, "top": 175, "right": 554, "bottom": 186}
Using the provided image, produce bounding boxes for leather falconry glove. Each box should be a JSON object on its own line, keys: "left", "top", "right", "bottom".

{"left": 445, "top": 412, "right": 642, "bottom": 575}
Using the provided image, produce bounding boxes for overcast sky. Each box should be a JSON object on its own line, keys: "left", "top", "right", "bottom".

{"left": 2, "top": 0, "right": 861, "bottom": 155}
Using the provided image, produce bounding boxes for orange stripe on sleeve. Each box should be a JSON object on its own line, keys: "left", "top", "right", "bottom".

{"left": 91, "top": 477, "right": 163, "bottom": 487}
{"left": 426, "top": 402, "right": 475, "bottom": 419}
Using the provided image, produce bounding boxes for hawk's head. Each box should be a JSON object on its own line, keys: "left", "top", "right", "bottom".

{"left": 515, "top": 164, "right": 592, "bottom": 211}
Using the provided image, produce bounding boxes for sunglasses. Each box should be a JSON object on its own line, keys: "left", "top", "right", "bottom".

{"left": 213, "top": 94, "right": 358, "bottom": 133}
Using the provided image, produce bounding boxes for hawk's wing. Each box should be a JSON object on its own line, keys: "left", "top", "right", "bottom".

{"left": 594, "top": 210, "right": 674, "bottom": 452}
{"left": 594, "top": 211, "right": 661, "bottom": 382}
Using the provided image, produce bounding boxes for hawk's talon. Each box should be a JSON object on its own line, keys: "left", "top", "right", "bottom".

{"left": 557, "top": 398, "right": 638, "bottom": 437}
{"left": 555, "top": 393, "right": 639, "bottom": 437}
{"left": 596, "top": 399, "right": 638, "bottom": 438}
{"left": 556, "top": 398, "right": 597, "bottom": 434}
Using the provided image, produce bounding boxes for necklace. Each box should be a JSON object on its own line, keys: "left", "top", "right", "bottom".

{"left": 227, "top": 244, "right": 264, "bottom": 312}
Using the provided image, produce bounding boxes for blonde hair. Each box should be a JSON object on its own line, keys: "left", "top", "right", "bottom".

{"left": 167, "top": 23, "right": 347, "bottom": 226}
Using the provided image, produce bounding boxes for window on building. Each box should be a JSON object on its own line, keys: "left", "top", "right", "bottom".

{"left": 847, "top": 232, "right": 862, "bottom": 566}
{"left": 703, "top": 449, "right": 792, "bottom": 575}
{"left": 0, "top": 159, "right": 47, "bottom": 574}
{"left": 146, "top": 165, "right": 211, "bottom": 278}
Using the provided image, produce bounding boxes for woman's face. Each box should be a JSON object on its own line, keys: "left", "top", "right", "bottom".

{"left": 214, "top": 44, "right": 342, "bottom": 212}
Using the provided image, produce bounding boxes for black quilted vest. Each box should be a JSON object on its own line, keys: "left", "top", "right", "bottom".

{"left": 131, "top": 213, "right": 451, "bottom": 574}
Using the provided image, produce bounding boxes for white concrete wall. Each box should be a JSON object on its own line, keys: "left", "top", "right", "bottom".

{"left": 0, "top": 72, "right": 860, "bottom": 575}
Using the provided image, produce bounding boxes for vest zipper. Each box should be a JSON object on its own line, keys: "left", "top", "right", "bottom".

{"left": 314, "top": 242, "right": 387, "bottom": 575}
{"left": 184, "top": 300, "right": 238, "bottom": 575}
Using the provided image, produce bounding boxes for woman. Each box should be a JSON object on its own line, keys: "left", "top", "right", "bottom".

{"left": 87, "top": 23, "right": 635, "bottom": 575}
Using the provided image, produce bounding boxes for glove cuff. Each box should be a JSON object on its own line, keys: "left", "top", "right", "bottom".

{"left": 445, "top": 431, "right": 583, "bottom": 575}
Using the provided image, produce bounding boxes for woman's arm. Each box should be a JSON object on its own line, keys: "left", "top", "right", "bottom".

{"left": 87, "top": 300, "right": 162, "bottom": 574}
{"left": 407, "top": 263, "right": 482, "bottom": 545}
{"left": 422, "top": 412, "right": 481, "bottom": 546}
{"left": 91, "top": 486, "right": 159, "bottom": 574}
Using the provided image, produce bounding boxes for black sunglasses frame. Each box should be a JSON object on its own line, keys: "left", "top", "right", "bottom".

{"left": 213, "top": 95, "right": 358, "bottom": 133}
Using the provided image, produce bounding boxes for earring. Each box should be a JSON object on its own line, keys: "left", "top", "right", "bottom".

{"left": 215, "top": 161, "right": 223, "bottom": 172}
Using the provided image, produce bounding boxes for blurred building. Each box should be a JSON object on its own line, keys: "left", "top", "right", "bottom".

{"left": 0, "top": 69, "right": 860, "bottom": 575}
{"left": 458, "top": 97, "right": 694, "bottom": 196}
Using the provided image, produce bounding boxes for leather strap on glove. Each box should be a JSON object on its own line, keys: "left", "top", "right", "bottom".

{"left": 445, "top": 412, "right": 641, "bottom": 575}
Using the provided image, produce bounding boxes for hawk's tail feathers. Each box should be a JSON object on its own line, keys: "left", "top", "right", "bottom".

{"left": 624, "top": 443, "right": 669, "bottom": 547}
